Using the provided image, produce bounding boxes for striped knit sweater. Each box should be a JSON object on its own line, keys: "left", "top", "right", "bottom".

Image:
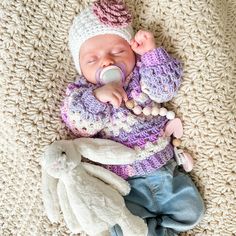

{"left": 61, "top": 47, "right": 182, "bottom": 179}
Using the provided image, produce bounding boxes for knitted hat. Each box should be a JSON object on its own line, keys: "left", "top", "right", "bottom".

{"left": 69, "top": 0, "right": 134, "bottom": 74}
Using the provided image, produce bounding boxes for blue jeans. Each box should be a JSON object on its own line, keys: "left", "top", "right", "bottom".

{"left": 110, "top": 159, "right": 205, "bottom": 236}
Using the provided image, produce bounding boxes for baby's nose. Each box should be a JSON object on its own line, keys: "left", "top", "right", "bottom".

{"left": 101, "top": 56, "right": 114, "bottom": 67}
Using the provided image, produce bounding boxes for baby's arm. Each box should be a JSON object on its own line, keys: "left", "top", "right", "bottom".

{"left": 60, "top": 76, "right": 111, "bottom": 136}
{"left": 130, "top": 30, "right": 183, "bottom": 103}
{"left": 139, "top": 47, "right": 183, "bottom": 103}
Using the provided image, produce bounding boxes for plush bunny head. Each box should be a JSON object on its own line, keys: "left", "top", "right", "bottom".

{"left": 42, "top": 140, "right": 81, "bottom": 178}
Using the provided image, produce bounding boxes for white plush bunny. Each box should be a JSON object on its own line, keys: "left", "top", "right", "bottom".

{"left": 41, "top": 138, "right": 148, "bottom": 236}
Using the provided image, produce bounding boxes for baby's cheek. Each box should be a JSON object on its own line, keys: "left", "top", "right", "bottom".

{"left": 83, "top": 68, "right": 97, "bottom": 84}
{"left": 126, "top": 57, "right": 135, "bottom": 75}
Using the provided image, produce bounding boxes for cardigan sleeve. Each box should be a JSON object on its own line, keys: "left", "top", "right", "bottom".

{"left": 138, "top": 47, "right": 183, "bottom": 103}
{"left": 60, "top": 77, "right": 111, "bottom": 137}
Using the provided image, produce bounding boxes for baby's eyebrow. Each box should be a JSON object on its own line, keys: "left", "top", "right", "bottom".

{"left": 114, "top": 44, "right": 126, "bottom": 48}
{"left": 83, "top": 53, "right": 97, "bottom": 59}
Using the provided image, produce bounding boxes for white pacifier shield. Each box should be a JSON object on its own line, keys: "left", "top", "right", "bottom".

{"left": 99, "top": 65, "right": 123, "bottom": 84}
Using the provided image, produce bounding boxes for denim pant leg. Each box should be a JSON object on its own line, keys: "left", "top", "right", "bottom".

{"left": 156, "top": 160, "right": 205, "bottom": 232}
{"left": 110, "top": 160, "right": 205, "bottom": 236}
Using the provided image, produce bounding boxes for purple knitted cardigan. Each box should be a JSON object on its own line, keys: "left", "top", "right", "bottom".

{"left": 61, "top": 47, "right": 182, "bottom": 179}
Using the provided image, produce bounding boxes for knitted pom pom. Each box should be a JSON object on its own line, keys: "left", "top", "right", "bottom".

{"left": 93, "top": 0, "right": 132, "bottom": 27}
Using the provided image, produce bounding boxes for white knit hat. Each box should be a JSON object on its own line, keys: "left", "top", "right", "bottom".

{"left": 68, "top": 0, "right": 134, "bottom": 74}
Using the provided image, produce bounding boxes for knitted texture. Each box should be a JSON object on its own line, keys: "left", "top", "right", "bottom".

{"left": 60, "top": 47, "right": 181, "bottom": 178}
{"left": 104, "top": 143, "right": 174, "bottom": 179}
{"left": 69, "top": 0, "right": 134, "bottom": 74}
{"left": 140, "top": 48, "right": 182, "bottom": 103}
{"left": 0, "top": 0, "right": 236, "bottom": 236}
{"left": 93, "top": 0, "right": 132, "bottom": 27}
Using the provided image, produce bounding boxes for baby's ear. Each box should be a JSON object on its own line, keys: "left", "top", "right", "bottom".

{"left": 74, "top": 138, "right": 136, "bottom": 165}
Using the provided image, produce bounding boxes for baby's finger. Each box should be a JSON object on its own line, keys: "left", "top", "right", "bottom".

{"left": 130, "top": 38, "right": 135, "bottom": 45}
{"left": 111, "top": 91, "right": 123, "bottom": 108}
{"left": 115, "top": 87, "right": 128, "bottom": 102}
{"left": 135, "top": 31, "right": 146, "bottom": 44}
{"left": 130, "top": 40, "right": 139, "bottom": 49}
{"left": 107, "top": 96, "right": 119, "bottom": 108}
{"left": 143, "top": 30, "right": 154, "bottom": 39}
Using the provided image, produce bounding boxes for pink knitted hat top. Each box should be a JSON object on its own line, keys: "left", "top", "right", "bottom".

{"left": 69, "top": 0, "right": 134, "bottom": 74}
{"left": 93, "top": 0, "right": 132, "bottom": 27}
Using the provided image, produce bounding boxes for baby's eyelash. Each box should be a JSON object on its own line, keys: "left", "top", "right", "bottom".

{"left": 113, "top": 50, "right": 125, "bottom": 54}
{"left": 87, "top": 59, "right": 96, "bottom": 64}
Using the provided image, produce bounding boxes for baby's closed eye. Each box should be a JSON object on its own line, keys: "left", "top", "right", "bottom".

{"left": 112, "top": 50, "right": 125, "bottom": 54}
{"left": 87, "top": 57, "right": 97, "bottom": 64}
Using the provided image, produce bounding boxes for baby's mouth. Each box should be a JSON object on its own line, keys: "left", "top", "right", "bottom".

{"left": 95, "top": 63, "right": 126, "bottom": 86}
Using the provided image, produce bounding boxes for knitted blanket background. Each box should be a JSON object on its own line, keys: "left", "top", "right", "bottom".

{"left": 0, "top": 0, "right": 235, "bottom": 235}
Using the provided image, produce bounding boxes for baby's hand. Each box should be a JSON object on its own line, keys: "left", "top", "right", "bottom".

{"left": 93, "top": 82, "right": 128, "bottom": 109}
{"left": 130, "top": 30, "right": 156, "bottom": 55}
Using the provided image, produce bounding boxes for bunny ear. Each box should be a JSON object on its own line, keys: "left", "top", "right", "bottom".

{"left": 41, "top": 168, "right": 60, "bottom": 223}
{"left": 73, "top": 138, "right": 137, "bottom": 165}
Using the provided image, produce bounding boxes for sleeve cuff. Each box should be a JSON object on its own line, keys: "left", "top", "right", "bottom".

{"left": 81, "top": 88, "right": 108, "bottom": 114}
{"left": 140, "top": 47, "right": 172, "bottom": 66}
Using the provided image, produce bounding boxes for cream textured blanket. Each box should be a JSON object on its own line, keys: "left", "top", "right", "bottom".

{"left": 0, "top": 0, "right": 235, "bottom": 235}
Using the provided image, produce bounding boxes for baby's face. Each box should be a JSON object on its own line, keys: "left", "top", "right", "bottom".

{"left": 79, "top": 34, "right": 136, "bottom": 84}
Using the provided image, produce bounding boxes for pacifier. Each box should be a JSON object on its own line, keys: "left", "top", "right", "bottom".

{"left": 95, "top": 63, "right": 126, "bottom": 86}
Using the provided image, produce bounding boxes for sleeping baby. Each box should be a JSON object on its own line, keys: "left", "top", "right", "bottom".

{"left": 60, "top": 0, "right": 205, "bottom": 235}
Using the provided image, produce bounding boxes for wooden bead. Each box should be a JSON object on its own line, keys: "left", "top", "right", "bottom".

{"left": 133, "top": 106, "right": 142, "bottom": 115}
{"left": 166, "top": 111, "right": 175, "bottom": 120}
{"left": 172, "top": 139, "right": 181, "bottom": 147}
{"left": 125, "top": 100, "right": 134, "bottom": 109}
{"left": 139, "top": 92, "right": 149, "bottom": 102}
{"left": 151, "top": 106, "right": 159, "bottom": 116}
{"left": 143, "top": 106, "right": 152, "bottom": 116}
{"left": 159, "top": 107, "right": 167, "bottom": 116}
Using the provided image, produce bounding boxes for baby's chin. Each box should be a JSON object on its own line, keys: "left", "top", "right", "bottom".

{"left": 84, "top": 76, "right": 97, "bottom": 84}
